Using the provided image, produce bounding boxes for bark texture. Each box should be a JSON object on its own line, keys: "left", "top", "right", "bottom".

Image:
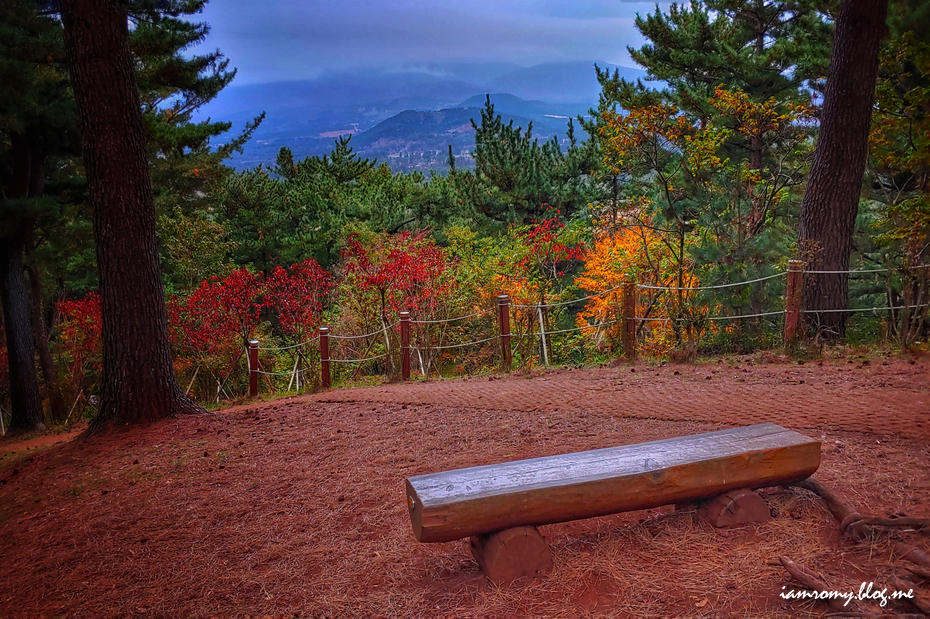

{"left": 60, "top": 0, "right": 202, "bottom": 430}
{"left": 0, "top": 226, "right": 45, "bottom": 432}
{"left": 0, "top": 133, "right": 45, "bottom": 432}
{"left": 797, "top": 0, "right": 889, "bottom": 338}
{"left": 25, "top": 253, "right": 66, "bottom": 422}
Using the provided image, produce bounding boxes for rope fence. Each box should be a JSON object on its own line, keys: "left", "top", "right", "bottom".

{"left": 804, "top": 264, "right": 930, "bottom": 275}
{"left": 412, "top": 335, "right": 500, "bottom": 351}
{"left": 636, "top": 272, "right": 786, "bottom": 291}
{"left": 329, "top": 323, "right": 399, "bottom": 340}
{"left": 411, "top": 309, "right": 492, "bottom": 324}
{"left": 256, "top": 335, "right": 320, "bottom": 352}
{"left": 803, "top": 303, "right": 930, "bottom": 314}
{"left": 240, "top": 262, "right": 930, "bottom": 397}
{"left": 330, "top": 351, "right": 392, "bottom": 363}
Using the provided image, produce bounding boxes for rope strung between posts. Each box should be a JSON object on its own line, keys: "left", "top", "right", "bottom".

{"left": 530, "top": 318, "right": 624, "bottom": 336}
{"left": 804, "top": 264, "right": 930, "bottom": 275}
{"left": 412, "top": 334, "right": 500, "bottom": 351}
{"left": 802, "top": 303, "right": 930, "bottom": 314}
{"left": 329, "top": 323, "right": 400, "bottom": 340}
{"left": 511, "top": 284, "right": 624, "bottom": 309}
{"left": 634, "top": 309, "right": 786, "bottom": 322}
{"left": 636, "top": 272, "right": 786, "bottom": 291}
{"left": 329, "top": 351, "right": 392, "bottom": 363}
{"left": 257, "top": 335, "right": 321, "bottom": 351}
{"left": 256, "top": 367, "right": 314, "bottom": 376}
{"left": 411, "top": 309, "right": 493, "bottom": 324}
{"left": 708, "top": 309, "right": 786, "bottom": 321}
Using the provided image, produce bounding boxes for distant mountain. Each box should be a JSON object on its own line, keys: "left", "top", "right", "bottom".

{"left": 393, "top": 61, "right": 525, "bottom": 85}
{"left": 455, "top": 94, "right": 589, "bottom": 121}
{"left": 198, "top": 61, "right": 650, "bottom": 172}
{"left": 347, "top": 105, "right": 576, "bottom": 172}
{"left": 486, "top": 61, "right": 646, "bottom": 103}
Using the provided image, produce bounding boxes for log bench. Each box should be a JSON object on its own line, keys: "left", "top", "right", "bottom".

{"left": 405, "top": 423, "right": 820, "bottom": 583}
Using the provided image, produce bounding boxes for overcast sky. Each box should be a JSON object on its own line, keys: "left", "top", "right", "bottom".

{"left": 199, "top": 0, "right": 662, "bottom": 85}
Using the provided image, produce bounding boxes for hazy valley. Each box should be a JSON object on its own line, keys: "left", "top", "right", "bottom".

{"left": 199, "top": 61, "right": 648, "bottom": 172}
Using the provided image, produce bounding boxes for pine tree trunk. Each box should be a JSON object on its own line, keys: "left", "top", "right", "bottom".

{"left": 23, "top": 151, "right": 67, "bottom": 422}
{"left": 60, "top": 0, "right": 203, "bottom": 430}
{"left": 0, "top": 225, "right": 46, "bottom": 433}
{"left": 25, "top": 256, "right": 66, "bottom": 422}
{"left": 797, "top": 0, "right": 889, "bottom": 338}
{"left": 0, "top": 133, "right": 45, "bottom": 432}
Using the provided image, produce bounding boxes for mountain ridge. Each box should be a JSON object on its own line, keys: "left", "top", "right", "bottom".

{"left": 198, "top": 61, "right": 648, "bottom": 172}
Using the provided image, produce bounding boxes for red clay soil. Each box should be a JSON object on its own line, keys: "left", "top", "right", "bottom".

{"left": 0, "top": 426, "right": 84, "bottom": 458}
{"left": 0, "top": 356, "right": 928, "bottom": 618}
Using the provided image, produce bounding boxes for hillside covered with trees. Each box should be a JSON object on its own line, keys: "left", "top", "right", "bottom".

{"left": 1, "top": 0, "right": 928, "bottom": 433}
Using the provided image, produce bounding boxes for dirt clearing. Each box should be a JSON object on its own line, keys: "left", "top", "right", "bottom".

{"left": 1, "top": 357, "right": 928, "bottom": 617}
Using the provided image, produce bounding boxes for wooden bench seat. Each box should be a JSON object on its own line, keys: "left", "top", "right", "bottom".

{"left": 406, "top": 423, "right": 820, "bottom": 544}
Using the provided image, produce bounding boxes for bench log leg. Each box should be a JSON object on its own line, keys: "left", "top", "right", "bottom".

{"left": 701, "top": 488, "right": 771, "bottom": 528}
{"left": 469, "top": 526, "right": 553, "bottom": 584}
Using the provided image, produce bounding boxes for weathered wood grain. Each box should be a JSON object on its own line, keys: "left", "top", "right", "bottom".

{"left": 406, "top": 423, "right": 820, "bottom": 543}
{"left": 701, "top": 488, "right": 771, "bottom": 528}
{"left": 469, "top": 526, "right": 553, "bottom": 584}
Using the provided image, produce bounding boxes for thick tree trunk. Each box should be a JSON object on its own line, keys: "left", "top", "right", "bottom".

{"left": 797, "top": 0, "right": 889, "bottom": 338}
{"left": 0, "top": 133, "right": 45, "bottom": 432}
{"left": 25, "top": 255, "right": 66, "bottom": 422}
{"left": 60, "top": 0, "right": 203, "bottom": 430}
{"left": 23, "top": 151, "right": 67, "bottom": 422}
{"left": 0, "top": 227, "right": 46, "bottom": 433}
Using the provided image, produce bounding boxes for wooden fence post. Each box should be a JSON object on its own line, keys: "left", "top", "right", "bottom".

{"left": 400, "top": 311, "right": 411, "bottom": 380}
{"left": 622, "top": 283, "right": 637, "bottom": 359}
{"left": 784, "top": 260, "right": 804, "bottom": 343}
{"left": 248, "top": 339, "right": 259, "bottom": 397}
{"left": 319, "top": 327, "right": 331, "bottom": 389}
{"left": 498, "top": 294, "right": 511, "bottom": 372}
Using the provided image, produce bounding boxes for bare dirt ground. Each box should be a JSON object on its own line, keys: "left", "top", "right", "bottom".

{"left": 0, "top": 356, "right": 928, "bottom": 618}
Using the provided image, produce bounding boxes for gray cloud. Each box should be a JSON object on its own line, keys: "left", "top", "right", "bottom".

{"left": 200, "top": 0, "right": 662, "bottom": 84}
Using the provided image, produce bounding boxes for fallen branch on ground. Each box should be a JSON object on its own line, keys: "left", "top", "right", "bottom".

{"left": 892, "top": 576, "right": 930, "bottom": 615}
{"left": 799, "top": 478, "right": 930, "bottom": 539}
{"left": 903, "top": 564, "right": 930, "bottom": 580}
{"left": 841, "top": 515, "right": 930, "bottom": 536}
{"left": 777, "top": 556, "right": 875, "bottom": 616}
{"left": 894, "top": 541, "right": 930, "bottom": 569}
{"left": 797, "top": 478, "right": 859, "bottom": 524}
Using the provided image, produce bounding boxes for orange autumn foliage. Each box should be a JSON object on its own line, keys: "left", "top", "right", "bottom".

{"left": 575, "top": 226, "right": 684, "bottom": 357}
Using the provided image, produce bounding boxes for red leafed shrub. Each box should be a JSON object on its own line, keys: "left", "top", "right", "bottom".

{"left": 264, "top": 259, "right": 333, "bottom": 342}
{"left": 215, "top": 268, "right": 266, "bottom": 346}
{"left": 517, "top": 212, "right": 585, "bottom": 280}
{"left": 56, "top": 293, "right": 103, "bottom": 399}
{"left": 167, "top": 268, "right": 265, "bottom": 401}
{"left": 168, "top": 268, "right": 264, "bottom": 374}
{"left": 341, "top": 231, "right": 453, "bottom": 319}
{"left": 337, "top": 230, "right": 459, "bottom": 378}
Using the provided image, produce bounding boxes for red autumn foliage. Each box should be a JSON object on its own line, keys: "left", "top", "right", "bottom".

{"left": 264, "top": 259, "right": 333, "bottom": 342}
{"left": 167, "top": 268, "right": 265, "bottom": 371}
{"left": 56, "top": 293, "right": 103, "bottom": 397}
{"left": 517, "top": 212, "right": 585, "bottom": 279}
{"left": 341, "top": 231, "right": 453, "bottom": 319}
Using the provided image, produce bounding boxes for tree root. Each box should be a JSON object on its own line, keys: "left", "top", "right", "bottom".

{"left": 904, "top": 564, "right": 930, "bottom": 581}
{"left": 777, "top": 555, "right": 876, "bottom": 616}
{"left": 798, "top": 478, "right": 930, "bottom": 538}
{"left": 798, "top": 478, "right": 859, "bottom": 524}
{"left": 892, "top": 576, "right": 930, "bottom": 615}
{"left": 841, "top": 515, "right": 930, "bottom": 536}
{"left": 797, "top": 478, "right": 930, "bottom": 616}
{"left": 895, "top": 541, "right": 930, "bottom": 569}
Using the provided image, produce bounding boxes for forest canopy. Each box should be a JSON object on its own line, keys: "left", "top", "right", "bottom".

{"left": 1, "top": 0, "right": 927, "bottom": 429}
